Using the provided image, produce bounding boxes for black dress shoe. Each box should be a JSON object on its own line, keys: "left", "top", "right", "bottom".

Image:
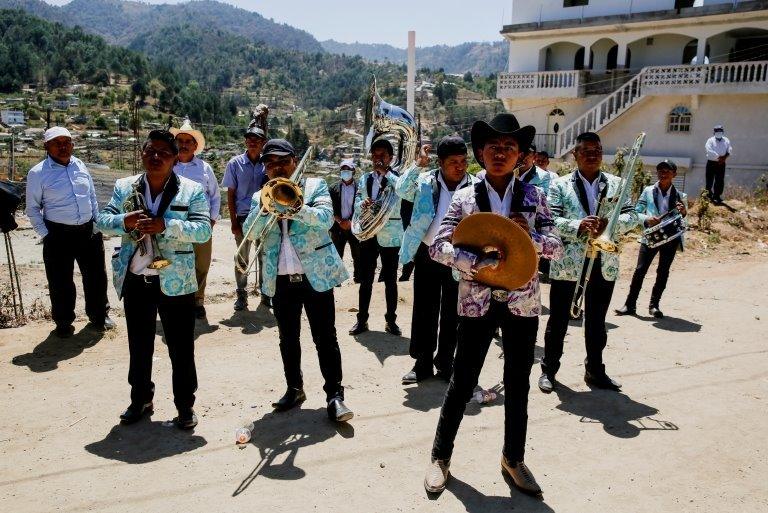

{"left": 119, "top": 401, "right": 153, "bottom": 424}
{"left": 384, "top": 321, "right": 402, "bottom": 336}
{"left": 55, "top": 324, "right": 75, "bottom": 338}
{"left": 272, "top": 388, "right": 306, "bottom": 411}
{"left": 194, "top": 305, "right": 207, "bottom": 319}
{"left": 649, "top": 306, "right": 664, "bottom": 319}
{"left": 402, "top": 368, "right": 433, "bottom": 384}
{"left": 584, "top": 371, "right": 622, "bottom": 391}
{"left": 349, "top": 321, "right": 369, "bottom": 336}
{"left": 538, "top": 373, "right": 555, "bottom": 393}
{"left": 327, "top": 397, "right": 354, "bottom": 422}
{"left": 172, "top": 409, "right": 198, "bottom": 430}
{"left": 615, "top": 304, "right": 636, "bottom": 316}
{"left": 89, "top": 316, "right": 117, "bottom": 332}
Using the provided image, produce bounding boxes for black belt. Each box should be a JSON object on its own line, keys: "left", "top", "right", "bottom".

{"left": 128, "top": 272, "right": 160, "bottom": 285}
{"left": 278, "top": 273, "right": 305, "bottom": 283}
{"left": 44, "top": 218, "right": 94, "bottom": 233}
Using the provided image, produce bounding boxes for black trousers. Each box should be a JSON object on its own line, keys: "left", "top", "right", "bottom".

{"left": 705, "top": 160, "right": 726, "bottom": 200}
{"left": 542, "top": 257, "right": 616, "bottom": 378}
{"left": 272, "top": 275, "right": 344, "bottom": 401}
{"left": 432, "top": 301, "right": 538, "bottom": 463}
{"left": 357, "top": 239, "right": 399, "bottom": 323}
{"left": 123, "top": 273, "right": 197, "bottom": 412}
{"left": 625, "top": 242, "right": 679, "bottom": 308}
{"left": 410, "top": 243, "right": 458, "bottom": 376}
{"left": 42, "top": 220, "right": 109, "bottom": 328}
{"left": 330, "top": 227, "right": 360, "bottom": 281}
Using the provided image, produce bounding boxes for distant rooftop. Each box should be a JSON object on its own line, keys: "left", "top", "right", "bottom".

{"left": 501, "top": 0, "right": 768, "bottom": 34}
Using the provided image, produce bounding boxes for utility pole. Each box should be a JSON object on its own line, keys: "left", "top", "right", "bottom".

{"left": 9, "top": 129, "right": 15, "bottom": 180}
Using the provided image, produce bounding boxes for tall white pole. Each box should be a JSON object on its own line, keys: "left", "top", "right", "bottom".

{"left": 407, "top": 31, "right": 416, "bottom": 115}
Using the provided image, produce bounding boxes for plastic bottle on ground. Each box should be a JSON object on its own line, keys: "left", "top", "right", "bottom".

{"left": 235, "top": 422, "right": 254, "bottom": 444}
{"left": 472, "top": 390, "right": 497, "bottom": 404}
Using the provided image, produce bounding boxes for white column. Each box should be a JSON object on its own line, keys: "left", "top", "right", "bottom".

{"left": 696, "top": 37, "right": 707, "bottom": 64}
{"left": 407, "top": 31, "right": 416, "bottom": 116}
{"left": 617, "top": 42, "right": 628, "bottom": 68}
{"left": 583, "top": 45, "right": 591, "bottom": 69}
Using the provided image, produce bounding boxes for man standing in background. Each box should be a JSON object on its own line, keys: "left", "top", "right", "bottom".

{"left": 329, "top": 159, "right": 360, "bottom": 283}
{"left": 704, "top": 125, "right": 732, "bottom": 204}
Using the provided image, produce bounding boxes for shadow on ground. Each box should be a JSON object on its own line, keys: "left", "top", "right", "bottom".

{"left": 434, "top": 474, "right": 555, "bottom": 513}
{"left": 353, "top": 330, "right": 408, "bottom": 365}
{"left": 220, "top": 304, "right": 277, "bottom": 335}
{"left": 12, "top": 326, "right": 105, "bottom": 372}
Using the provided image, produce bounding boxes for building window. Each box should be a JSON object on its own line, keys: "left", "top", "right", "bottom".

{"left": 668, "top": 106, "right": 692, "bottom": 133}
{"left": 564, "top": 0, "right": 588, "bottom": 7}
{"left": 549, "top": 108, "right": 565, "bottom": 117}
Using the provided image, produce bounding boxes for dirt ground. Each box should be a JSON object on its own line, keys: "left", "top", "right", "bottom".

{"left": 1, "top": 213, "right": 767, "bottom": 513}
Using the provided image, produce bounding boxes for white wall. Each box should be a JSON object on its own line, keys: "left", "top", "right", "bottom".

{"left": 627, "top": 34, "right": 696, "bottom": 68}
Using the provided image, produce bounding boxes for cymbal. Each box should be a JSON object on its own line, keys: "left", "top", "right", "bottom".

{"left": 452, "top": 212, "right": 538, "bottom": 291}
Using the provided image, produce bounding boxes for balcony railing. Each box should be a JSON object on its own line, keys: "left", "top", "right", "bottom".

{"left": 497, "top": 70, "right": 584, "bottom": 99}
{"left": 642, "top": 61, "right": 768, "bottom": 95}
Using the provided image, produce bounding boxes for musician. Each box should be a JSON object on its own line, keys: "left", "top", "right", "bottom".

{"left": 616, "top": 160, "right": 688, "bottom": 319}
{"left": 349, "top": 139, "right": 404, "bottom": 336}
{"left": 395, "top": 135, "right": 476, "bottom": 384}
{"left": 538, "top": 132, "right": 639, "bottom": 394}
{"left": 25, "top": 126, "right": 114, "bottom": 338}
{"left": 424, "top": 114, "right": 563, "bottom": 496}
{"left": 222, "top": 123, "right": 268, "bottom": 311}
{"left": 171, "top": 119, "right": 220, "bottom": 319}
{"left": 241, "top": 139, "right": 353, "bottom": 422}
{"left": 535, "top": 150, "right": 560, "bottom": 183}
{"left": 96, "top": 130, "right": 212, "bottom": 429}
{"left": 704, "top": 125, "right": 733, "bottom": 204}
{"left": 329, "top": 159, "right": 360, "bottom": 283}
{"left": 519, "top": 144, "right": 555, "bottom": 283}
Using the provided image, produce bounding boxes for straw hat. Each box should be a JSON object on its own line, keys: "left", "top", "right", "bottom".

{"left": 170, "top": 118, "right": 205, "bottom": 154}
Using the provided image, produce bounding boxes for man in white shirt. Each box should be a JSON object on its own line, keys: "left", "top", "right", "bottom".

{"left": 704, "top": 124, "right": 733, "bottom": 204}
{"left": 171, "top": 119, "right": 219, "bottom": 319}
{"left": 329, "top": 159, "right": 360, "bottom": 282}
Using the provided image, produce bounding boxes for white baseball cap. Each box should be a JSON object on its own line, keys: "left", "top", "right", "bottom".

{"left": 340, "top": 158, "right": 356, "bottom": 170}
{"left": 43, "top": 126, "right": 72, "bottom": 142}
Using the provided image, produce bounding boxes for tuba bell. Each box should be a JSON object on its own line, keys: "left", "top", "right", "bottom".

{"left": 351, "top": 76, "right": 418, "bottom": 241}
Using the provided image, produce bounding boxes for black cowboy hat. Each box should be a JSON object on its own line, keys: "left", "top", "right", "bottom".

{"left": 470, "top": 113, "right": 536, "bottom": 164}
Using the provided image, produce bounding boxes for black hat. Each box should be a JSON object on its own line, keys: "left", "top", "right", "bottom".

{"left": 436, "top": 135, "right": 467, "bottom": 159}
{"left": 656, "top": 159, "right": 678, "bottom": 172}
{"left": 470, "top": 113, "right": 536, "bottom": 164}
{"left": 145, "top": 129, "right": 179, "bottom": 154}
{"left": 245, "top": 126, "right": 267, "bottom": 139}
{"left": 370, "top": 138, "right": 394, "bottom": 156}
{"left": 259, "top": 139, "right": 295, "bottom": 162}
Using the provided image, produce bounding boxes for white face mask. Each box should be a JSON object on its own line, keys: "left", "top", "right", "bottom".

{"left": 715, "top": 131, "right": 724, "bottom": 140}
{"left": 340, "top": 170, "right": 353, "bottom": 181}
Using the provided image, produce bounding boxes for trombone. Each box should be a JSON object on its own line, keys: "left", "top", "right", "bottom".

{"left": 570, "top": 132, "right": 645, "bottom": 318}
{"left": 234, "top": 146, "right": 314, "bottom": 275}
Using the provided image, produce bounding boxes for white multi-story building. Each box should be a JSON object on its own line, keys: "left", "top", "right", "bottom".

{"left": 497, "top": 0, "right": 768, "bottom": 192}
{"left": 1, "top": 110, "right": 25, "bottom": 126}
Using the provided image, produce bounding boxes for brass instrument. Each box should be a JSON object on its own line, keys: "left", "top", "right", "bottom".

{"left": 570, "top": 132, "right": 645, "bottom": 318}
{"left": 351, "top": 76, "right": 418, "bottom": 241}
{"left": 123, "top": 181, "right": 171, "bottom": 270}
{"left": 234, "top": 146, "right": 314, "bottom": 275}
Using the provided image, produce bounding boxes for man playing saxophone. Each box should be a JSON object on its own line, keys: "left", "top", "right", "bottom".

{"left": 97, "top": 130, "right": 211, "bottom": 430}
{"left": 241, "top": 139, "right": 353, "bottom": 422}
{"left": 538, "top": 132, "right": 639, "bottom": 394}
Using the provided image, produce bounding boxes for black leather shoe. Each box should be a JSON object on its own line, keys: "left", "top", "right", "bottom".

{"left": 384, "top": 321, "right": 402, "bottom": 336}
{"left": 172, "top": 409, "right": 198, "bottom": 430}
{"left": 584, "top": 371, "right": 622, "bottom": 391}
{"left": 349, "top": 321, "right": 369, "bottom": 336}
{"left": 538, "top": 373, "right": 555, "bottom": 394}
{"left": 119, "top": 401, "right": 153, "bottom": 424}
{"left": 649, "top": 306, "right": 664, "bottom": 319}
{"left": 402, "top": 368, "right": 433, "bottom": 384}
{"left": 327, "top": 397, "right": 354, "bottom": 422}
{"left": 272, "top": 388, "right": 306, "bottom": 411}
{"left": 194, "top": 305, "right": 206, "bottom": 319}
{"left": 55, "top": 324, "right": 75, "bottom": 338}
{"left": 615, "top": 304, "right": 636, "bottom": 316}
{"left": 89, "top": 316, "right": 117, "bottom": 332}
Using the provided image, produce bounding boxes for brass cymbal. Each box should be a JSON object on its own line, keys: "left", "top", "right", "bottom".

{"left": 452, "top": 212, "right": 538, "bottom": 291}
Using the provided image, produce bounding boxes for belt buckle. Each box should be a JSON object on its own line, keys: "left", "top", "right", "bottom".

{"left": 289, "top": 274, "right": 303, "bottom": 283}
{"left": 142, "top": 274, "right": 155, "bottom": 284}
{"left": 492, "top": 290, "right": 508, "bottom": 302}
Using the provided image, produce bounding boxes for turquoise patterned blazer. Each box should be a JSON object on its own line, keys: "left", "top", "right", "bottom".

{"left": 242, "top": 177, "right": 348, "bottom": 297}
{"left": 520, "top": 165, "right": 555, "bottom": 194}
{"left": 547, "top": 171, "right": 640, "bottom": 282}
{"left": 96, "top": 173, "right": 212, "bottom": 298}
{"left": 635, "top": 183, "right": 688, "bottom": 249}
{"left": 353, "top": 170, "right": 403, "bottom": 247}
{"left": 394, "top": 164, "right": 477, "bottom": 265}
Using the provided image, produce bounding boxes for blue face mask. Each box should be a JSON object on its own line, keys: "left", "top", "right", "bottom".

{"left": 715, "top": 131, "right": 724, "bottom": 140}
{"left": 340, "top": 170, "right": 353, "bottom": 181}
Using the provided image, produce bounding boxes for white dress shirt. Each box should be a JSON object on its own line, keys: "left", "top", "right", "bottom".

{"left": 484, "top": 177, "right": 515, "bottom": 217}
{"left": 371, "top": 172, "right": 385, "bottom": 199}
{"left": 705, "top": 136, "right": 733, "bottom": 161}
{"left": 655, "top": 183, "right": 671, "bottom": 215}
{"left": 277, "top": 220, "right": 305, "bottom": 275}
{"left": 423, "top": 173, "right": 468, "bottom": 244}
{"left": 129, "top": 182, "right": 163, "bottom": 276}
{"left": 577, "top": 171, "right": 601, "bottom": 215}
{"left": 173, "top": 157, "right": 220, "bottom": 220}
{"left": 340, "top": 182, "right": 355, "bottom": 219}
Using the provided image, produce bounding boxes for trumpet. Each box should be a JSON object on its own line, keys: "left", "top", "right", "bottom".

{"left": 570, "top": 132, "right": 645, "bottom": 318}
{"left": 234, "top": 146, "right": 314, "bottom": 275}
{"left": 123, "top": 181, "right": 171, "bottom": 270}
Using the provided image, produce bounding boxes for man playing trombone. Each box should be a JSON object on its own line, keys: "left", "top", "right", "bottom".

{"left": 241, "top": 139, "right": 353, "bottom": 422}
{"left": 538, "top": 132, "right": 639, "bottom": 394}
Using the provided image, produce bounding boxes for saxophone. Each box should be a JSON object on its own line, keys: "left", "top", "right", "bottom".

{"left": 123, "top": 181, "right": 171, "bottom": 270}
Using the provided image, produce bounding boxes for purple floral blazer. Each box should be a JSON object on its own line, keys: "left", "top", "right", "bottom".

{"left": 429, "top": 179, "right": 564, "bottom": 318}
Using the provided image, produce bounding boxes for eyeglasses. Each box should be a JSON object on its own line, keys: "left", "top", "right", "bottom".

{"left": 142, "top": 148, "right": 176, "bottom": 159}
{"left": 485, "top": 144, "right": 518, "bottom": 154}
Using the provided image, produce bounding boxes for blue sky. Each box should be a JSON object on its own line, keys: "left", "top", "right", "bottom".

{"left": 44, "top": 0, "right": 514, "bottom": 47}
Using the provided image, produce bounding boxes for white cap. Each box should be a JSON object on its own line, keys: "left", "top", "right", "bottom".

{"left": 43, "top": 126, "right": 72, "bottom": 142}
{"left": 340, "top": 158, "right": 356, "bottom": 170}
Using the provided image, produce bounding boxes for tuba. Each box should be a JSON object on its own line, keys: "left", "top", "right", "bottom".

{"left": 570, "top": 132, "right": 645, "bottom": 318}
{"left": 123, "top": 180, "right": 171, "bottom": 270}
{"left": 351, "top": 76, "right": 418, "bottom": 241}
{"left": 234, "top": 146, "right": 314, "bottom": 275}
